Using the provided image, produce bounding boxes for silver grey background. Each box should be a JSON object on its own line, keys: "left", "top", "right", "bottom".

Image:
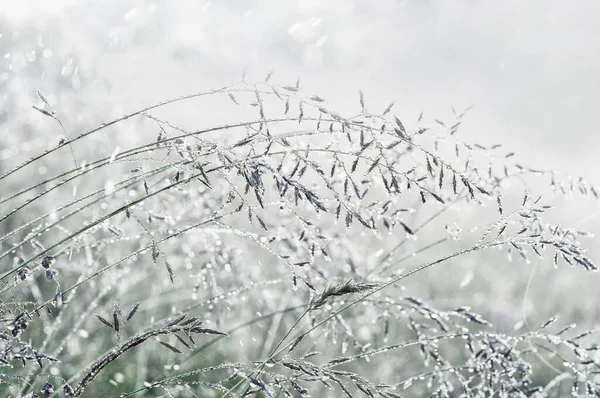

{"left": 2, "top": 1, "right": 599, "bottom": 177}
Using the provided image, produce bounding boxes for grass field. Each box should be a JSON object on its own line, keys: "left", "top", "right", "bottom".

{"left": 2, "top": 2, "right": 600, "bottom": 397}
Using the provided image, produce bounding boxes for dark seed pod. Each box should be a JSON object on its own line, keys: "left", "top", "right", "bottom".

{"left": 17, "top": 267, "right": 31, "bottom": 281}
{"left": 53, "top": 292, "right": 64, "bottom": 307}
{"left": 45, "top": 268, "right": 58, "bottom": 280}
{"left": 41, "top": 382, "right": 54, "bottom": 397}
{"left": 63, "top": 384, "right": 75, "bottom": 396}
{"left": 41, "top": 256, "right": 55, "bottom": 269}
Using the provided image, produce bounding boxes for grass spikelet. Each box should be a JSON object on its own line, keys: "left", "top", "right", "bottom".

{"left": 1, "top": 77, "right": 597, "bottom": 398}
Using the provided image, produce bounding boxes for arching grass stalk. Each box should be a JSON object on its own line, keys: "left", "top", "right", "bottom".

{"left": 16, "top": 208, "right": 239, "bottom": 318}
{"left": 115, "top": 304, "right": 307, "bottom": 398}
{"left": 0, "top": 164, "right": 218, "bottom": 282}
{"left": 221, "top": 239, "right": 514, "bottom": 397}
{"left": 0, "top": 85, "right": 234, "bottom": 183}
{"left": 2, "top": 78, "right": 597, "bottom": 397}
{"left": 0, "top": 160, "right": 184, "bottom": 258}
{"left": 101, "top": 228, "right": 459, "bottom": 396}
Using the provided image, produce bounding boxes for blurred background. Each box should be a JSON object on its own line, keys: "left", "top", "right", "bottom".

{"left": 3, "top": 0, "right": 600, "bottom": 175}
{"left": 2, "top": 0, "right": 600, "bottom": 394}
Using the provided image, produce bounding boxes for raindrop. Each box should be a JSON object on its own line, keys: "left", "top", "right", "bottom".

{"left": 26, "top": 50, "right": 36, "bottom": 62}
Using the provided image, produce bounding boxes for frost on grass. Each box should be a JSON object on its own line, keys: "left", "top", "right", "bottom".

{"left": 0, "top": 78, "right": 598, "bottom": 397}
